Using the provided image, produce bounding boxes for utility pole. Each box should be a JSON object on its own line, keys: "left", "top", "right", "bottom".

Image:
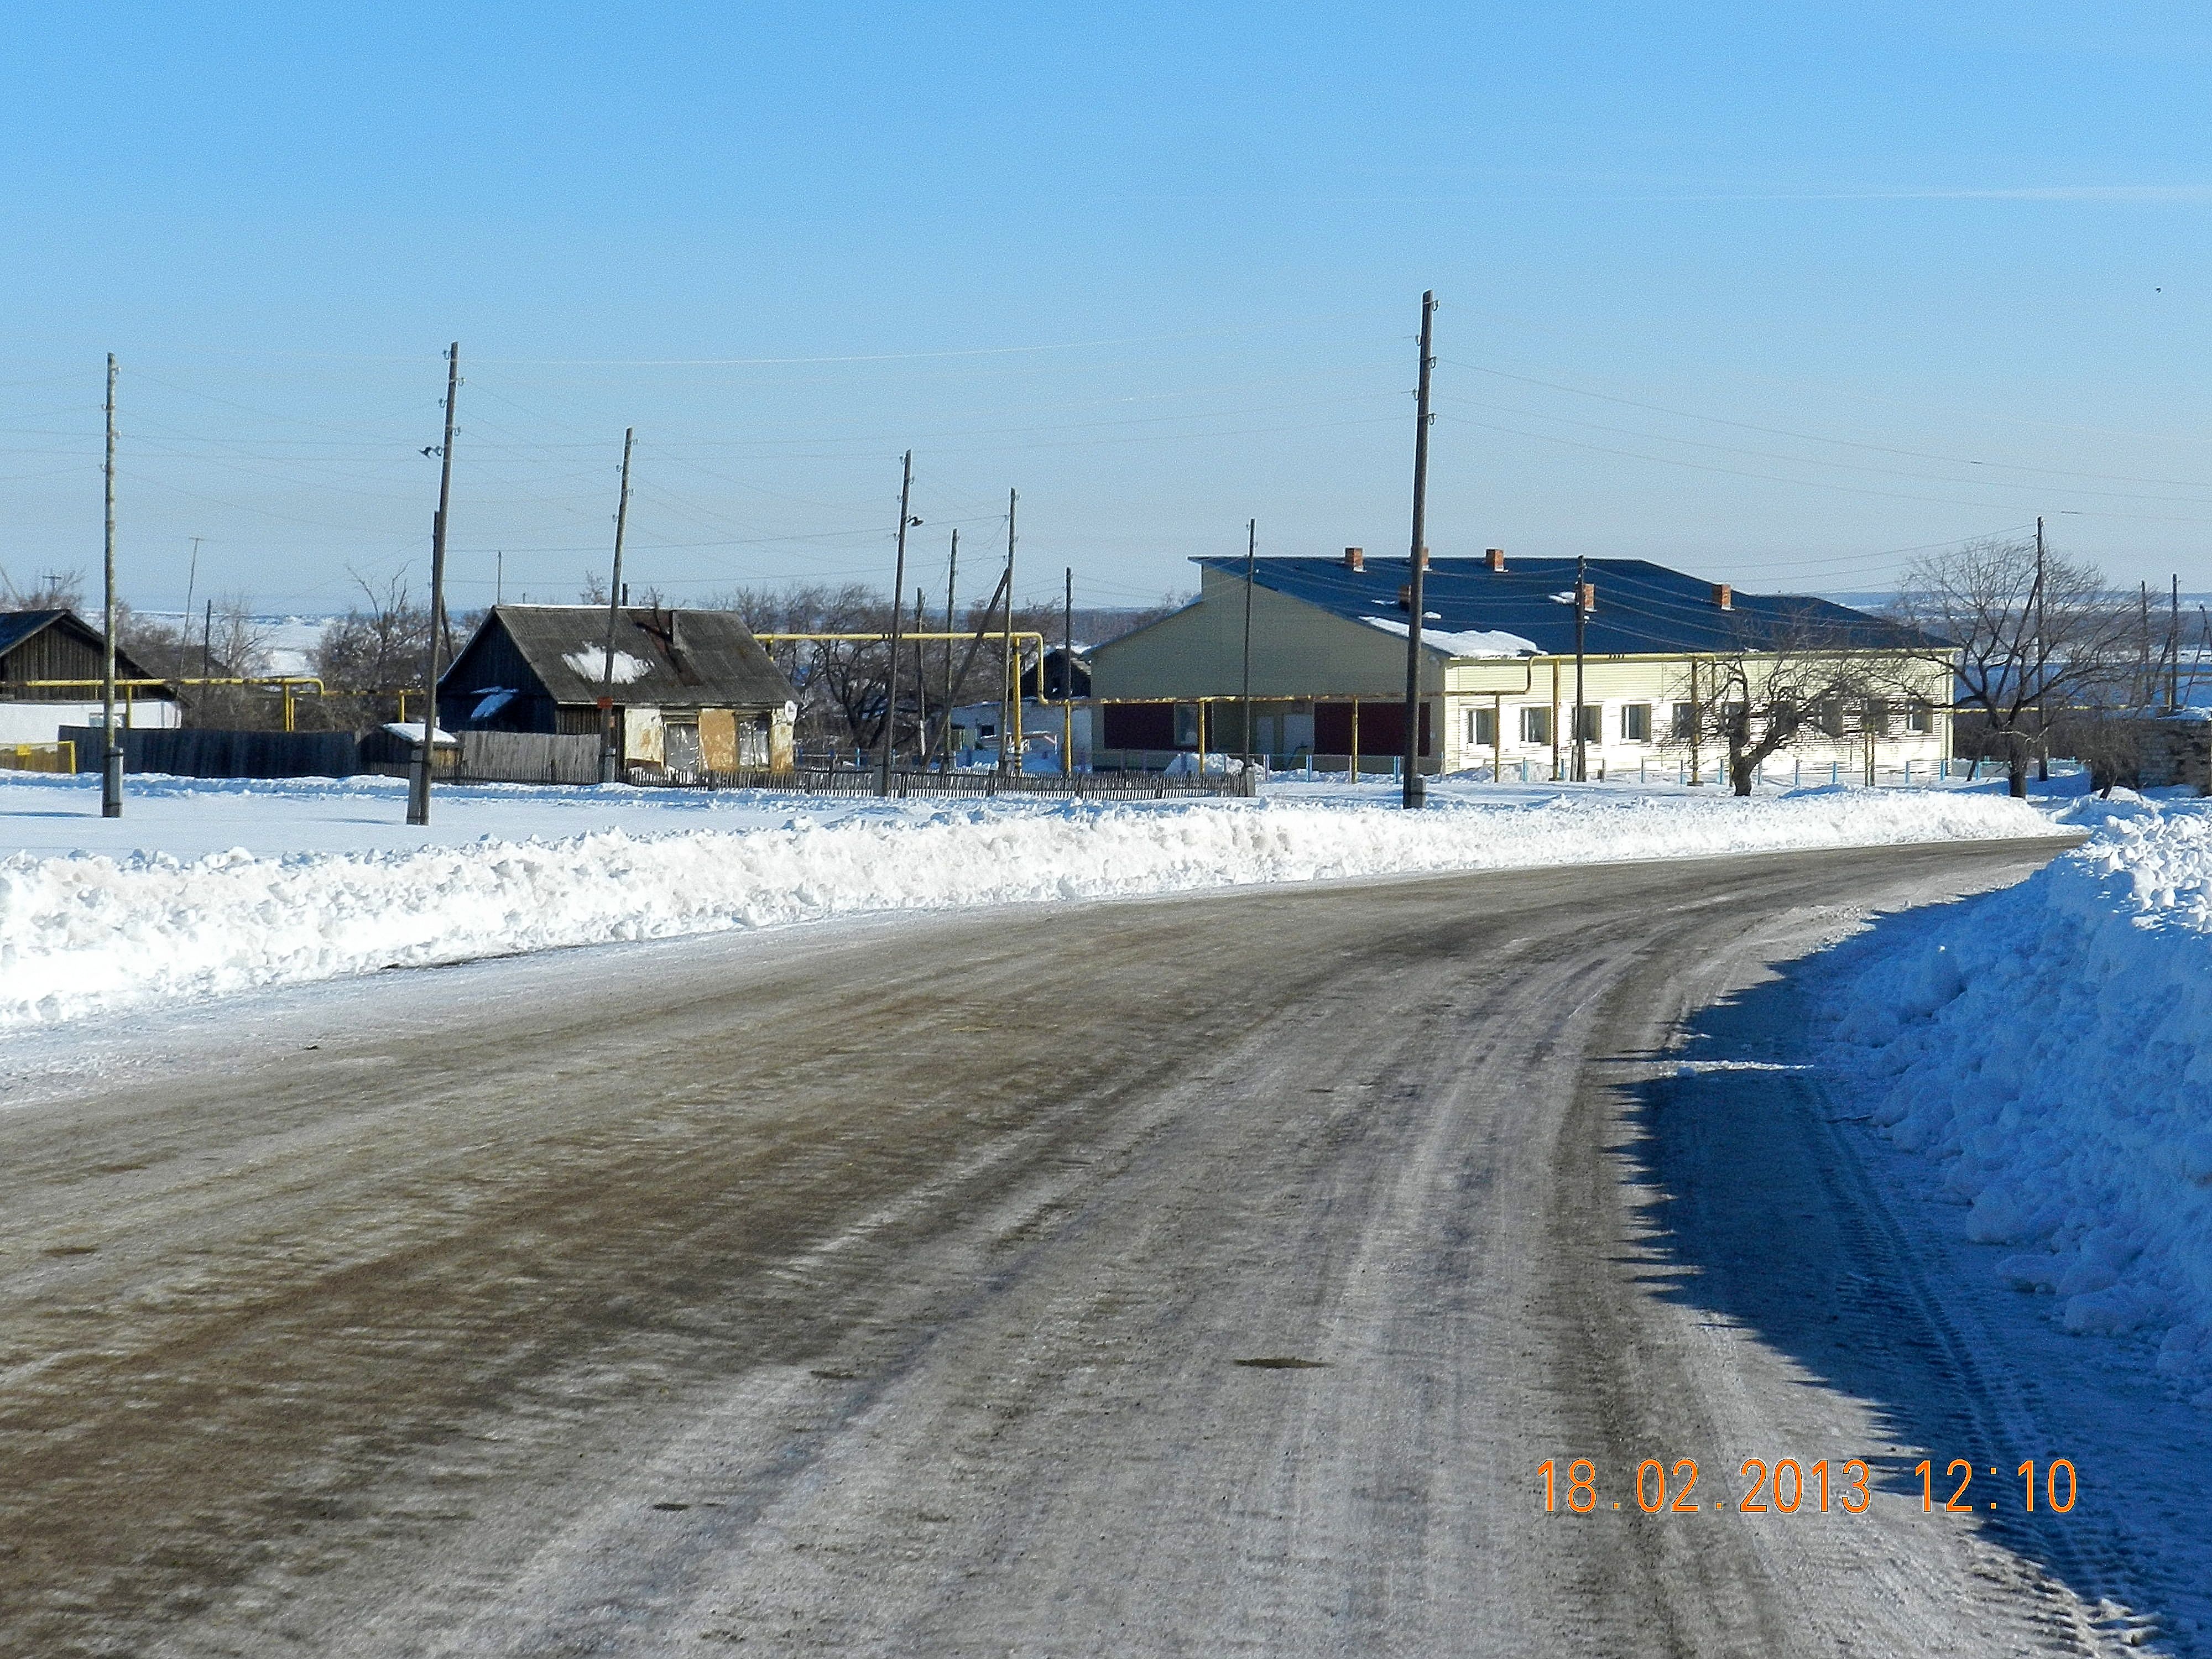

{"left": 182, "top": 535, "right": 202, "bottom": 648}
{"left": 1241, "top": 518, "right": 1256, "bottom": 778}
{"left": 496, "top": 550, "right": 503, "bottom": 607}
{"left": 1000, "top": 488, "right": 1017, "bottom": 775}
{"left": 1400, "top": 290, "right": 1437, "bottom": 810}
{"left": 406, "top": 344, "right": 460, "bottom": 825}
{"left": 202, "top": 600, "right": 212, "bottom": 678}
{"left": 2139, "top": 579, "right": 2151, "bottom": 707}
{"left": 2033, "top": 517, "right": 2048, "bottom": 781}
{"left": 878, "top": 451, "right": 916, "bottom": 797}
{"left": 942, "top": 529, "right": 959, "bottom": 769}
{"left": 915, "top": 586, "right": 932, "bottom": 764}
{"left": 1573, "top": 552, "right": 1589, "bottom": 783}
{"left": 2172, "top": 573, "right": 2183, "bottom": 711}
{"left": 1063, "top": 565, "right": 1076, "bottom": 777}
{"left": 101, "top": 354, "right": 122, "bottom": 818}
{"left": 597, "top": 427, "right": 636, "bottom": 784}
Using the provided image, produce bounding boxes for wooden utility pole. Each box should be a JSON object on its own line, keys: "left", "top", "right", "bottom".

{"left": 878, "top": 450, "right": 916, "bottom": 796}
{"left": 2033, "top": 517, "right": 2048, "bottom": 781}
{"left": 597, "top": 427, "right": 635, "bottom": 784}
{"left": 101, "top": 353, "right": 121, "bottom": 818}
{"left": 2172, "top": 573, "right": 2184, "bottom": 711}
{"left": 999, "top": 489, "right": 1017, "bottom": 775}
{"left": 1241, "top": 518, "right": 1256, "bottom": 777}
{"left": 912, "top": 584, "right": 931, "bottom": 766}
{"left": 201, "top": 599, "right": 212, "bottom": 679}
{"left": 1062, "top": 564, "right": 1075, "bottom": 776}
{"left": 922, "top": 564, "right": 1008, "bottom": 770}
{"left": 407, "top": 344, "right": 460, "bottom": 825}
{"left": 182, "top": 535, "right": 202, "bottom": 648}
{"left": 1573, "top": 552, "right": 1589, "bottom": 783}
{"left": 2140, "top": 582, "right": 2152, "bottom": 707}
{"left": 941, "top": 529, "right": 959, "bottom": 768}
{"left": 1400, "top": 290, "right": 1437, "bottom": 810}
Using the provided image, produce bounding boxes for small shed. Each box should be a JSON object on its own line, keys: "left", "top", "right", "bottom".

{"left": 437, "top": 604, "right": 797, "bottom": 774}
{"left": 0, "top": 609, "right": 180, "bottom": 744}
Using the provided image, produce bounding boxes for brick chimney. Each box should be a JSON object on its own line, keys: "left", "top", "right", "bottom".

{"left": 1344, "top": 546, "right": 1365, "bottom": 572}
{"left": 1578, "top": 582, "right": 1597, "bottom": 612}
{"left": 1397, "top": 583, "right": 1413, "bottom": 610}
{"left": 1712, "top": 582, "right": 1733, "bottom": 611}
{"left": 1485, "top": 547, "right": 1505, "bottom": 572}
{"left": 1416, "top": 545, "right": 1430, "bottom": 571}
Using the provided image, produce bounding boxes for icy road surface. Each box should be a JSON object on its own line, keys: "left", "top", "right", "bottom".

{"left": 6, "top": 838, "right": 2193, "bottom": 1657}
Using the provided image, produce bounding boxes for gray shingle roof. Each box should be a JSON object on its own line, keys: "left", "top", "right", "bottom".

{"left": 450, "top": 605, "right": 796, "bottom": 707}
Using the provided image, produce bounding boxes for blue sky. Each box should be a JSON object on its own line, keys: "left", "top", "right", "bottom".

{"left": 4, "top": 3, "right": 2211, "bottom": 614}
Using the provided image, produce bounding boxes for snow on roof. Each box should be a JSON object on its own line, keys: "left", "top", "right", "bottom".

{"left": 1359, "top": 615, "right": 1541, "bottom": 658}
{"left": 447, "top": 604, "right": 796, "bottom": 709}
{"left": 382, "top": 721, "right": 457, "bottom": 745}
{"left": 1191, "top": 556, "right": 1938, "bottom": 657}
{"left": 561, "top": 646, "right": 653, "bottom": 685}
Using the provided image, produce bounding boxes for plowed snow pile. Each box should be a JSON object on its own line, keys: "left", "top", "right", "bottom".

{"left": 1818, "top": 796, "right": 2212, "bottom": 1396}
{"left": 0, "top": 783, "right": 2046, "bottom": 1029}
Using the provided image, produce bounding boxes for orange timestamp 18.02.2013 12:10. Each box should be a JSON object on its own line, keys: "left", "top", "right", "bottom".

{"left": 1540, "top": 1457, "right": 2078, "bottom": 1516}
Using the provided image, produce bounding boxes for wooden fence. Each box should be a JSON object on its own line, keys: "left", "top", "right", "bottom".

{"left": 61, "top": 726, "right": 361, "bottom": 779}
{"left": 455, "top": 730, "right": 602, "bottom": 785}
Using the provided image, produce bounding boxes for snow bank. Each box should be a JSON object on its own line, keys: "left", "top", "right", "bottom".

{"left": 0, "top": 786, "right": 2047, "bottom": 1031}
{"left": 1817, "top": 796, "right": 2212, "bottom": 1397}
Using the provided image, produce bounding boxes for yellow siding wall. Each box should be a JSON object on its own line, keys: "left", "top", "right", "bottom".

{"left": 1090, "top": 568, "right": 1446, "bottom": 700}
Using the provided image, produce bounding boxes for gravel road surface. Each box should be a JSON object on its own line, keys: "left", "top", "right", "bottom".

{"left": 2, "top": 839, "right": 2132, "bottom": 1657}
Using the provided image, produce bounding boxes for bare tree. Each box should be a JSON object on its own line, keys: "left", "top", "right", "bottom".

{"left": 706, "top": 582, "right": 1065, "bottom": 763}
{"left": 0, "top": 566, "right": 86, "bottom": 611}
{"left": 1889, "top": 535, "right": 2133, "bottom": 798}
{"left": 1666, "top": 612, "right": 1918, "bottom": 796}
{"left": 306, "top": 572, "right": 434, "bottom": 729}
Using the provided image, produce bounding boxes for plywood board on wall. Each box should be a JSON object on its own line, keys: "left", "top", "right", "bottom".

{"left": 697, "top": 707, "right": 738, "bottom": 771}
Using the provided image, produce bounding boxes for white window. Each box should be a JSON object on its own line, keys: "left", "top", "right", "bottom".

{"left": 1468, "top": 706, "right": 1497, "bottom": 746}
{"left": 1572, "top": 704, "right": 1601, "bottom": 743}
{"left": 1907, "top": 700, "right": 1933, "bottom": 734}
{"left": 1623, "top": 703, "right": 1651, "bottom": 742}
{"left": 1671, "top": 701, "right": 1697, "bottom": 740}
{"left": 1520, "top": 706, "right": 1552, "bottom": 745}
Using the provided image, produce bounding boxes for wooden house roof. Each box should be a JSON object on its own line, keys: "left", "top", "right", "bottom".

{"left": 443, "top": 604, "right": 796, "bottom": 709}
{"left": 0, "top": 608, "right": 170, "bottom": 691}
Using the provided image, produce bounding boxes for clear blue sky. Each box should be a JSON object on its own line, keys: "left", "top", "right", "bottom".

{"left": 4, "top": 3, "right": 2210, "bottom": 615}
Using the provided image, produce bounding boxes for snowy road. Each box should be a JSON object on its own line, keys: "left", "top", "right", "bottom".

{"left": 4, "top": 837, "right": 2166, "bottom": 1657}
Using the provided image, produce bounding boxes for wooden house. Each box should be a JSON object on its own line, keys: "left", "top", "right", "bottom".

{"left": 437, "top": 604, "right": 797, "bottom": 774}
{"left": 0, "top": 609, "right": 180, "bottom": 745}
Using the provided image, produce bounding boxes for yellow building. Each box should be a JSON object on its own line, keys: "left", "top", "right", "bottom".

{"left": 1088, "top": 548, "right": 1955, "bottom": 781}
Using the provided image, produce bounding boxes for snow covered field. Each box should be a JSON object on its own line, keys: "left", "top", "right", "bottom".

{"left": 1817, "top": 792, "right": 2212, "bottom": 1399}
{"left": 0, "top": 770, "right": 2051, "bottom": 1030}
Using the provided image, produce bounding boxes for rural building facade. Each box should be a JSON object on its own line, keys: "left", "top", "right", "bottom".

{"left": 1088, "top": 550, "right": 1954, "bottom": 779}
{"left": 438, "top": 605, "right": 798, "bottom": 774}
{"left": 0, "top": 609, "right": 181, "bottom": 746}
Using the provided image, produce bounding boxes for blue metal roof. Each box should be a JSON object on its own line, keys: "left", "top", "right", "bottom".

{"left": 0, "top": 609, "right": 70, "bottom": 659}
{"left": 1191, "top": 556, "right": 1939, "bottom": 657}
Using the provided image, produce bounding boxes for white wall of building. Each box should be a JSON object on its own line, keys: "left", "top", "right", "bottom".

{"left": 0, "top": 700, "right": 182, "bottom": 744}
